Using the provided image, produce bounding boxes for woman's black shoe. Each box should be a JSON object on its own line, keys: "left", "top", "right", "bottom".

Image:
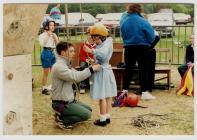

{"left": 94, "top": 119, "right": 107, "bottom": 126}
{"left": 106, "top": 118, "right": 110, "bottom": 124}
{"left": 42, "top": 89, "right": 50, "bottom": 95}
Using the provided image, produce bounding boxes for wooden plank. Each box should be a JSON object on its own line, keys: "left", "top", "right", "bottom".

{"left": 110, "top": 43, "right": 124, "bottom": 67}
{"left": 155, "top": 48, "right": 171, "bottom": 52}
{"left": 3, "top": 54, "right": 32, "bottom": 135}
{"left": 113, "top": 48, "right": 123, "bottom": 53}
{"left": 3, "top": 4, "right": 48, "bottom": 56}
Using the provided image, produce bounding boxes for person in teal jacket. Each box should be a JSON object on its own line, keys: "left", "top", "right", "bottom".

{"left": 50, "top": 4, "right": 61, "bottom": 20}
{"left": 50, "top": 4, "right": 62, "bottom": 35}
{"left": 120, "top": 4, "right": 156, "bottom": 100}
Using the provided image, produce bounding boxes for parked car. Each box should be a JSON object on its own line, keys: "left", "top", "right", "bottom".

{"left": 158, "top": 8, "right": 173, "bottom": 13}
{"left": 96, "top": 14, "right": 108, "bottom": 22}
{"left": 173, "top": 13, "right": 189, "bottom": 25}
{"left": 63, "top": 13, "right": 96, "bottom": 26}
{"left": 96, "top": 13, "right": 122, "bottom": 37}
{"left": 148, "top": 13, "right": 176, "bottom": 37}
{"left": 186, "top": 14, "right": 192, "bottom": 23}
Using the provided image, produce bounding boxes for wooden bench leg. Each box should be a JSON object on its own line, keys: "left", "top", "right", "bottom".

{"left": 120, "top": 76, "right": 123, "bottom": 91}
{"left": 167, "top": 71, "right": 171, "bottom": 90}
{"left": 169, "top": 71, "right": 171, "bottom": 90}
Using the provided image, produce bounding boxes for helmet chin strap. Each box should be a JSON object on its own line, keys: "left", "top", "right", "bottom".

{"left": 100, "top": 36, "right": 106, "bottom": 42}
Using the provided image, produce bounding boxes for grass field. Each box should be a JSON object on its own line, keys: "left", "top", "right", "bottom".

{"left": 32, "top": 66, "right": 194, "bottom": 135}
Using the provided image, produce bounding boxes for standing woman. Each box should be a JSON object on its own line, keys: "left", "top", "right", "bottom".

{"left": 120, "top": 4, "right": 156, "bottom": 100}
{"left": 39, "top": 19, "right": 59, "bottom": 95}
{"left": 83, "top": 24, "right": 117, "bottom": 126}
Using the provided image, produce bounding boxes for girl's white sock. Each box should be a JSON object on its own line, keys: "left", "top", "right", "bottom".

{"left": 100, "top": 114, "right": 107, "bottom": 122}
{"left": 42, "top": 86, "right": 48, "bottom": 90}
{"left": 105, "top": 114, "right": 111, "bottom": 119}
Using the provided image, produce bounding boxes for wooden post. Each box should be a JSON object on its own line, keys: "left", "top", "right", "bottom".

{"left": 3, "top": 4, "right": 48, "bottom": 135}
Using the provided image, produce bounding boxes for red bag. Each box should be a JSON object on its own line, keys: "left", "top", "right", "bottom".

{"left": 126, "top": 93, "right": 140, "bottom": 107}
{"left": 112, "top": 92, "right": 140, "bottom": 107}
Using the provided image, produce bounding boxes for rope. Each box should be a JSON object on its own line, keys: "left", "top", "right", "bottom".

{"left": 72, "top": 80, "right": 80, "bottom": 102}
{"left": 131, "top": 113, "right": 173, "bottom": 130}
{"left": 132, "top": 116, "right": 161, "bottom": 129}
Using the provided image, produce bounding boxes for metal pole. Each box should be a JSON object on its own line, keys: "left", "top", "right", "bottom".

{"left": 80, "top": 3, "right": 85, "bottom": 41}
{"left": 65, "top": 4, "right": 69, "bottom": 41}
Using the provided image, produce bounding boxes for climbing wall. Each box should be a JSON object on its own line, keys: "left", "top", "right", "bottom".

{"left": 3, "top": 4, "right": 47, "bottom": 135}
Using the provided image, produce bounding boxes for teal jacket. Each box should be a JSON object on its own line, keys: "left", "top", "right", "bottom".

{"left": 50, "top": 7, "right": 61, "bottom": 20}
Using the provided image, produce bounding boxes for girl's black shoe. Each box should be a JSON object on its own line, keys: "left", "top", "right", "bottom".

{"left": 106, "top": 118, "right": 110, "bottom": 124}
{"left": 94, "top": 119, "right": 107, "bottom": 126}
{"left": 42, "top": 89, "right": 50, "bottom": 95}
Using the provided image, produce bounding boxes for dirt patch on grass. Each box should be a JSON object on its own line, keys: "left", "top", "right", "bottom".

{"left": 32, "top": 65, "right": 194, "bottom": 135}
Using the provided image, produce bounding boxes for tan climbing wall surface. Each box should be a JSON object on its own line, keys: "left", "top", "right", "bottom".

{"left": 3, "top": 4, "right": 48, "bottom": 135}
{"left": 3, "top": 4, "right": 48, "bottom": 56}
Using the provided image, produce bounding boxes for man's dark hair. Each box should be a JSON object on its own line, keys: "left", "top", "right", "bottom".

{"left": 56, "top": 42, "right": 73, "bottom": 55}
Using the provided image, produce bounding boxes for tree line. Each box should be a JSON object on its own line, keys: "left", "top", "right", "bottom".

{"left": 46, "top": 3, "right": 194, "bottom": 18}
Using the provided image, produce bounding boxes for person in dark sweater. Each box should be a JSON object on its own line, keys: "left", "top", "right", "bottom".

{"left": 120, "top": 4, "right": 156, "bottom": 100}
{"left": 178, "top": 34, "right": 194, "bottom": 78}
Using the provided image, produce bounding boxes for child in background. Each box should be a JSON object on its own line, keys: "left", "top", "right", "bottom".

{"left": 39, "top": 19, "right": 59, "bottom": 95}
{"left": 178, "top": 34, "right": 194, "bottom": 78}
{"left": 79, "top": 27, "right": 96, "bottom": 94}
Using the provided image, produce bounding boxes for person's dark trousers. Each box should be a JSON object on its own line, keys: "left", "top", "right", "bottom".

{"left": 146, "top": 49, "right": 156, "bottom": 92}
{"left": 178, "top": 64, "right": 194, "bottom": 78}
{"left": 123, "top": 46, "right": 138, "bottom": 91}
{"left": 178, "top": 64, "right": 188, "bottom": 78}
{"left": 52, "top": 100, "right": 92, "bottom": 125}
{"left": 123, "top": 45, "right": 151, "bottom": 94}
{"left": 79, "top": 61, "right": 90, "bottom": 89}
{"left": 144, "top": 35, "right": 159, "bottom": 92}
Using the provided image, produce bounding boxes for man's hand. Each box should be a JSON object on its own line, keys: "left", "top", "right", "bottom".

{"left": 86, "top": 58, "right": 95, "bottom": 65}
{"left": 92, "top": 64, "right": 101, "bottom": 72}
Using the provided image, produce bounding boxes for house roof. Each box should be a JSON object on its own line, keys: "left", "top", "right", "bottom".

{"left": 41, "top": 13, "right": 97, "bottom": 27}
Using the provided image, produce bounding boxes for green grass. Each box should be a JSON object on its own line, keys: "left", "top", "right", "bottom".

{"left": 32, "top": 25, "right": 193, "bottom": 88}
{"left": 32, "top": 25, "right": 193, "bottom": 65}
{"left": 32, "top": 66, "right": 52, "bottom": 88}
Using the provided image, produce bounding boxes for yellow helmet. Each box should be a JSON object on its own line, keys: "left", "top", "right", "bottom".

{"left": 90, "top": 24, "right": 108, "bottom": 37}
